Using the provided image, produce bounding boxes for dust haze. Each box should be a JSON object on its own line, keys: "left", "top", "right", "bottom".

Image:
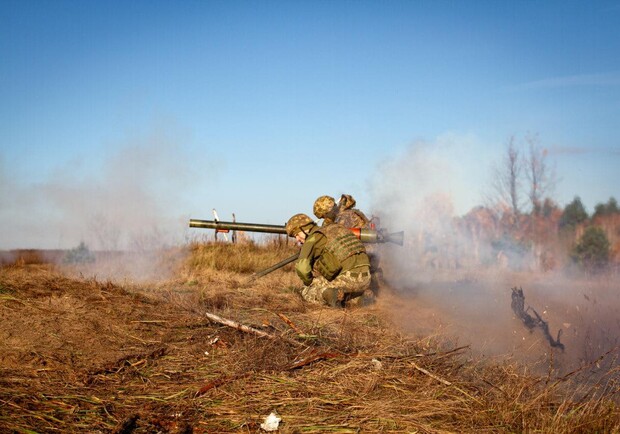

{"left": 0, "top": 127, "right": 216, "bottom": 280}
{"left": 368, "top": 138, "right": 620, "bottom": 375}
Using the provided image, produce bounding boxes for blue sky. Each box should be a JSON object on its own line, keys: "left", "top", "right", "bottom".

{"left": 1, "top": 0, "right": 619, "bottom": 249}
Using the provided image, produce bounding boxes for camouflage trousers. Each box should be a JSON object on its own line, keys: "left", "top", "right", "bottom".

{"left": 301, "top": 269, "right": 371, "bottom": 306}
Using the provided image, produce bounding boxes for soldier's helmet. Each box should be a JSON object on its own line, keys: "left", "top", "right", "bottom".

{"left": 285, "top": 213, "right": 314, "bottom": 237}
{"left": 313, "top": 195, "right": 337, "bottom": 219}
{"left": 339, "top": 194, "right": 356, "bottom": 210}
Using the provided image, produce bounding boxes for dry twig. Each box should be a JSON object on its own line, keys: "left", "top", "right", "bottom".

{"left": 205, "top": 311, "right": 304, "bottom": 347}
{"left": 277, "top": 312, "right": 304, "bottom": 334}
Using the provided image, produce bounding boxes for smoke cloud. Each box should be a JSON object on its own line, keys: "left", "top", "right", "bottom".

{"left": 368, "top": 137, "right": 620, "bottom": 376}
{"left": 0, "top": 126, "right": 216, "bottom": 252}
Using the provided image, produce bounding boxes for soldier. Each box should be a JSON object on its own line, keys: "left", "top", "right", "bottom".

{"left": 336, "top": 194, "right": 371, "bottom": 229}
{"left": 285, "top": 213, "right": 371, "bottom": 307}
{"left": 336, "top": 194, "right": 383, "bottom": 296}
{"left": 312, "top": 195, "right": 338, "bottom": 226}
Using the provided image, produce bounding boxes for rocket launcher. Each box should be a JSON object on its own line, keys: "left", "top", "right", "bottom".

{"left": 189, "top": 219, "right": 404, "bottom": 246}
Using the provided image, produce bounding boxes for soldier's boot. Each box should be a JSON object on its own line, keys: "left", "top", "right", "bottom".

{"left": 344, "top": 290, "right": 374, "bottom": 307}
{"left": 322, "top": 287, "right": 344, "bottom": 308}
{"left": 359, "top": 289, "right": 376, "bottom": 306}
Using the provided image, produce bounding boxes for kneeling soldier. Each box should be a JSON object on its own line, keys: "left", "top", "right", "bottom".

{"left": 285, "top": 213, "right": 371, "bottom": 307}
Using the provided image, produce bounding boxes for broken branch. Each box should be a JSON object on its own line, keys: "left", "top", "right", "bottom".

{"left": 205, "top": 311, "right": 304, "bottom": 347}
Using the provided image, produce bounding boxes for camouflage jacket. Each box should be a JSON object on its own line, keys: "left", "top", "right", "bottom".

{"left": 336, "top": 208, "right": 371, "bottom": 229}
{"left": 295, "top": 223, "right": 369, "bottom": 286}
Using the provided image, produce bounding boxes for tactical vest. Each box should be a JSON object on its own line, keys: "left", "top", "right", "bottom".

{"left": 336, "top": 209, "right": 370, "bottom": 229}
{"left": 315, "top": 224, "right": 366, "bottom": 281}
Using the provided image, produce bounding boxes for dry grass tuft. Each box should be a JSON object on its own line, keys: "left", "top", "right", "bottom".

{"left": 185, "top": 239, "right": 297, "bottom": 275}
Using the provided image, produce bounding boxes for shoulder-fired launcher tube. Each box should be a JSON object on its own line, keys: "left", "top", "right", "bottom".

{"left": 189, "top": 219, "right": 404, "bottom": 246}
{"left": 189, "top": 219, "right": 287, "bottom": 234}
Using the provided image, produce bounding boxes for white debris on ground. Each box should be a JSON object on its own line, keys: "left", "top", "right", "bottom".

{"left": 371, "top": 358, "right": 383, "bottom": 370}
{"left": 260, "top": 412, "right": 281, "bottom": 432}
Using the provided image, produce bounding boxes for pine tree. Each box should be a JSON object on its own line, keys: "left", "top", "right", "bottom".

{"left": 559, "top": 196, "right": 588, "bottom": 229}
{"left": 571, "top": 227, "right": 610, "bottom": 271}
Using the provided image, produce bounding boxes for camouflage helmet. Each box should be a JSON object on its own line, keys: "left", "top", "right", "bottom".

{"left": 339, "top": 194, "right": 356, "bottom": 210}
{"left": 313, "top": 195, "right": 337, "bottom": 219}
{"left": 285, "top": 213, "right": 314, "bottom": 237}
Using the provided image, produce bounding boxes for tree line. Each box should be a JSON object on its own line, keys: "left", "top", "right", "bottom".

{"left": 487, "top": 134, "right": 617, "bottom": 272}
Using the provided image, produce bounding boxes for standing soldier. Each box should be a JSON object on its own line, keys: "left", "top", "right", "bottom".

{"left": 285, "top": 213, "right": 371, "bottom": 307}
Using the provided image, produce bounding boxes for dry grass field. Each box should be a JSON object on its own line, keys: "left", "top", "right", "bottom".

{"left": 1, "top": 242, "right": 619, "bottom": 433}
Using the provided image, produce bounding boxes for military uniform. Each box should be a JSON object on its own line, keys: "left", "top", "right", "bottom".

{"left": 335, "top": 194, "right": 371, "bottom": 228}
{"left": 335, "top": 194, "right": 381, "bottom": 297}
{"left": 335, "top": 208, "right": 371, "bottom": 229}
{"left": 288, "top": 217, "right": 371, "bottom": 307}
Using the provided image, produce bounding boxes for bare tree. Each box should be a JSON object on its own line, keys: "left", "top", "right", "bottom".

{"left": 491, "top": 135, "right": 522, "bottom": 217}
{"left": 524, "top": 133, "right": 556, "bottom": 214}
